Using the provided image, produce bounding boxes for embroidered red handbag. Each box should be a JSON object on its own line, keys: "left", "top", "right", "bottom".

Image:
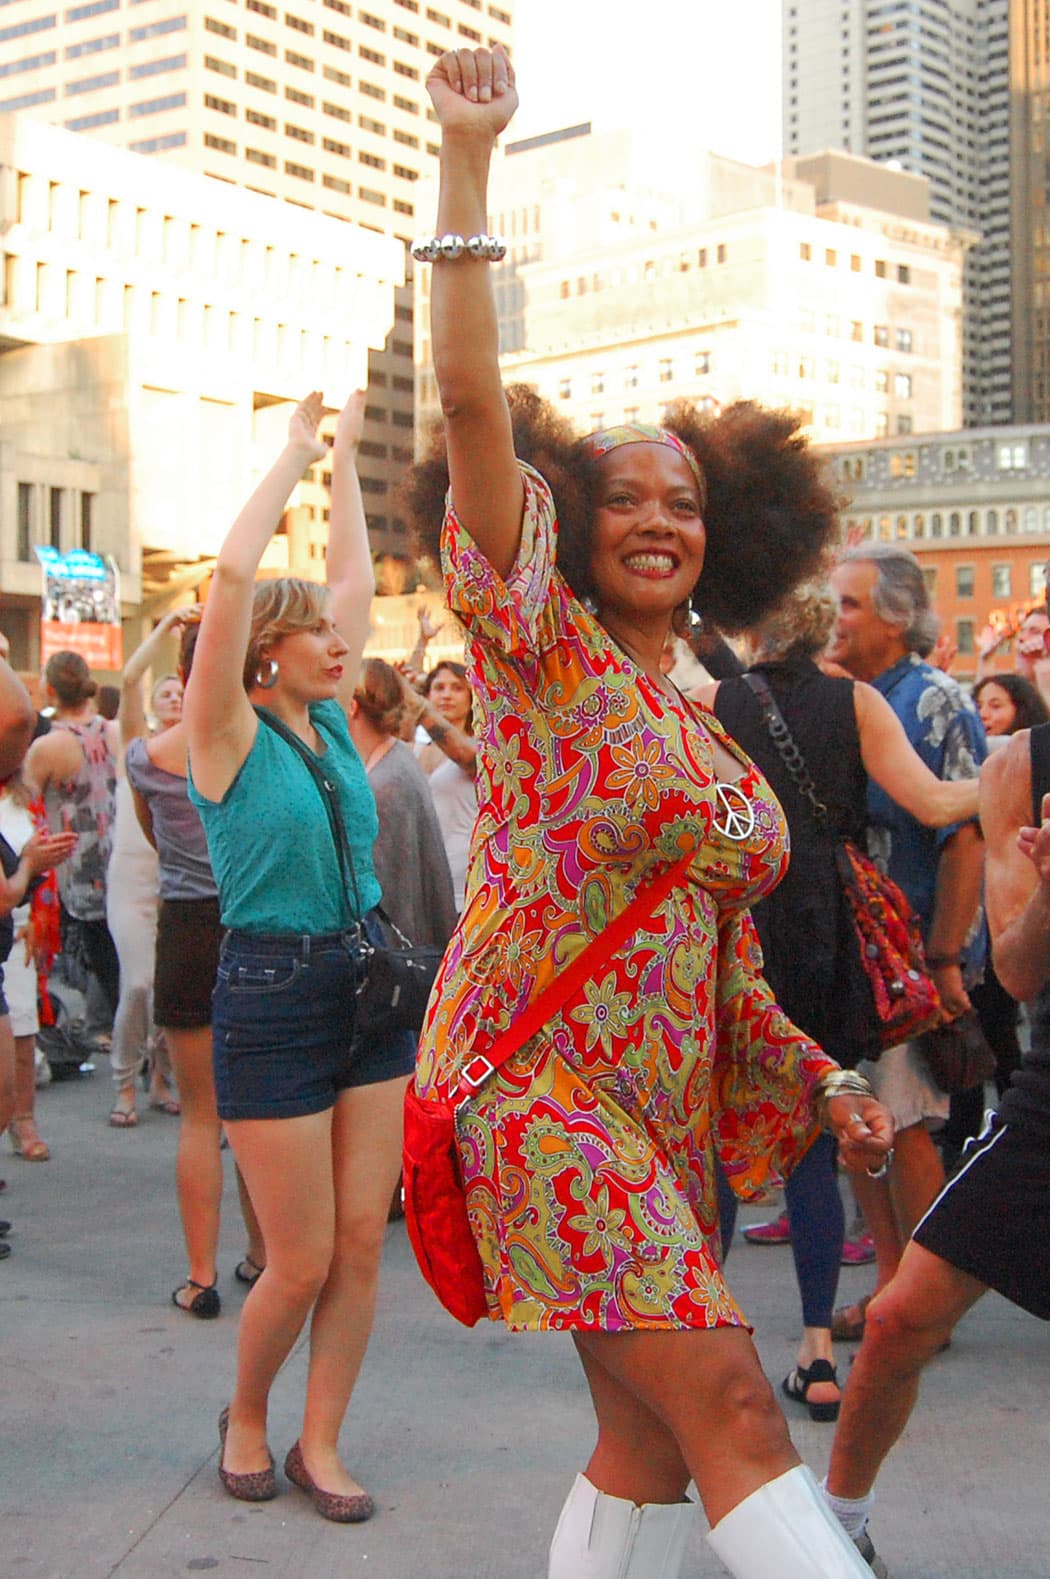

{"left": 834, "top": 840, "right": 942, "bottom": 1051}
{"left": 402, "top": 849, "right": 695, "bottom": 1327}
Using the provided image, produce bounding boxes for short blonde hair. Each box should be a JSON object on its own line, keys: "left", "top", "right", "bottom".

{"left": 243, "top": 577, "right": 329, "bottom": 690}
{"left": 752, "top": 583, "right": 837, "bottom": 662}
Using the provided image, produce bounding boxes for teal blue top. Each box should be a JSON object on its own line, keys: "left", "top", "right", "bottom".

{"left": 188, "top": 699, "right": 381, "bottom": 934}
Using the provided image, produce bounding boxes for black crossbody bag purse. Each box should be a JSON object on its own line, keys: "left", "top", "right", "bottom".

{"left": 255, "top": 707, "right": 443, "bottom": 1038}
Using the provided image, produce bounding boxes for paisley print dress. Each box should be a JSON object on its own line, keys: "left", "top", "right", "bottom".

{"left": 415, "top": 464, "right": 836, "bottom": 1332}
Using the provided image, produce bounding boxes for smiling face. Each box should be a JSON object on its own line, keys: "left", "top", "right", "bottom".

{"left": 589, "top": 444, "right": 706, "bottom": 630}
{"left": 976, "top": 681, "right": 1018, "bottom": 737}
{"left": 426, "top": 664, "right": 473, "bottom": 732}
{"left": 263, "top": 613, "right": 349, "bottom": 702}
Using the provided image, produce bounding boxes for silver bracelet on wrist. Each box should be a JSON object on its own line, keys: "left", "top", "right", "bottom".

{"left": 410, "top": 232, "right": 507, "bottom": 262}
{"left": 814, "top": 1069, "right": 876, "bottom": 1131}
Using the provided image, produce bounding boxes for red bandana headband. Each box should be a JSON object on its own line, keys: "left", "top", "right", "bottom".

{"left": 584, "top": 423, "right": 706, "bottom": 506}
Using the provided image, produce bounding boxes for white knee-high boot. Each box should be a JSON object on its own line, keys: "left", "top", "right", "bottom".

{"left": 707, "top": 1465, "right": 874, "bottom": 1578}
{"left": 548, "top": 1474, "right": 698, "bottom": 1579}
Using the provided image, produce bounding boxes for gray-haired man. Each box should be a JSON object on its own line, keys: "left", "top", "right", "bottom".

{"left": 825, "top": 546, "right": 986, "bottom": 1343}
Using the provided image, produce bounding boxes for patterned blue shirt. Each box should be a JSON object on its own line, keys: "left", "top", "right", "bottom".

{"left": 866, "top": 653, "right": 987, "bottom": 950}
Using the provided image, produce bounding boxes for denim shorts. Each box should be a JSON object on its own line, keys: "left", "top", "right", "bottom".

{"left": 212, "top": 924, "right": 416, "bottom": 1122}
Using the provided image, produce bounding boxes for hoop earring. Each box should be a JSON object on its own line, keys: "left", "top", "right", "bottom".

{"left": 255, "top": 658, "right": 279, "bottom": 690}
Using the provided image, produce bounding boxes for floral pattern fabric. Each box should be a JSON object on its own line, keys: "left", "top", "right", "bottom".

{"left": 415, "top": 464, "right": 836, "bottom": 1332}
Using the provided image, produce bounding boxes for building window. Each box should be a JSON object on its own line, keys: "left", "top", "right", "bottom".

{"left": 716, "top": 243, "right": 726, "bottom": 263}
{"left": 285, "top": 160, "right": 315, "bottom": 180}
{"left": 558, "top": 377, "right": 572, "bottom": 400}
{"left": 931, "top": 512, "right": 943, "bottom": 538}
{"left": 285, "top": 121, "right": 314, "bottom": 142}
{"left": 358, "top": 185, "right": 385, "bottom": 203}
{"left": 992, "top": 564, "right": 1012, "bottom": 598}
{"left": 322, "top": 172, "right": 350, "bottom": 193}
{"left": 246, "top": 147, "right": 277, "bottom": 167}
{"left": 285, "top": 11, "right": 314, "bottom": 33}
{"left": 0, "top": 49, "right": 57, "bottom": 79}
{"left": 996, "top": 442, "right": 1028, "bottom": 471}
{"left": 799, "top": 241, "right": 811, "bottom": 261}
{"left": 49, "top": 487, "right": 62, "bottom": 550}
{"left": 875, "top": 259, "right": 886, "bottom": 278}
{"left": 205, "top": 93, "right": 237, "bottom": 114}
{"left": 204, "top": 132, "right": 236, "bottom": 153}
{"left": 205, "top": 15, "right": 236, "bottom": 37}
{"left": 897, "top": 415, "right": 913, "bottom": 434}
{"left": 79, "top": 491, "right": 94, "bottom": 551}
{"left": 986, "top": 509, "right": 999, "bottom": 535}
{"left": 1031, "top": 563, "right": 1048, "bottom": 598}
{"left": 898, "top": 264, "right": 911, "bottom": 284}
{"left": 129, "top": 15, "right": 187, "bottom": 40}
{"left": 659, "top": 358, "right": 673, "bottom": 383}
{"left": 286, "top": 84, "right": 313, "bottom": 105}
{"left": 825, "top": 248, "right": 837, "bottom": 266}
{"left": 873, "top": 324, "right": 890, "bottom": 348}
{"left": 66, "top": 107, "right": 119, "bottom": 129}
{"left": 624, "top": 365, "right": 639, "bottom": 389}
{"left": 246, "top": 33, "right": 277, "bottom": 54}
{"left": 949, "top": 512, "right": 963, "bottom": 538}
{"left": 129, "top": 91, "right": 186, "bottom": 116}
{"left": 323, "top": 135, "right": 349, "bottom": 155}
{"left": 956, "top": 618, "right": 975, "bottom": 655}
{"left": 894, "top": 372, "right": 912, "bottom": 399}
{"left": 246, "top": 107, "right": 275, "bottom": 128}
{"left": 591, "top": 372, "right": 604, "bottom": 395}
{"left": 285, "top": 47, "right": 314, "bottom": 69}
{"left": 65, "top": 31, "right": 119, "bottom": 58}
{"left": 17, "top": 482, "right": 32, "bottom": 562}
{"left": 65, "top": 69, "right": 120, "bottom": 95}
{"left": 130, "top": 52, "right": 187, "bottom": 78}
{"left": 895, "top": 328, "right": 913, "bottom": 353}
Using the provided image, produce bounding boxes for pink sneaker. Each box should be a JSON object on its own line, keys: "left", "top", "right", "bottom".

{"left": 742, "top": 1209, "right": 791, "bottom": 1245}
{"left": 841, "top": 1231, "right": 876, "bottom": 1266}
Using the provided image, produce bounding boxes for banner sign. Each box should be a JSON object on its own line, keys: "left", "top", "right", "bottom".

{"left": 34, "top": 547, "right": 123, "bottom": 671}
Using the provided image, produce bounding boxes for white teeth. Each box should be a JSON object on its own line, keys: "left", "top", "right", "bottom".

{"left": 625, "top": 553, "right": 676, "bottom": 571}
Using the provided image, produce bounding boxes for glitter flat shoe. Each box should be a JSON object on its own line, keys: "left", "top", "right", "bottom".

{"left": 283, "top": 1440, "right": 374, "bottom": 1523}
{"left": 218, "top": 1407, "right": 277, "bottom": 1502}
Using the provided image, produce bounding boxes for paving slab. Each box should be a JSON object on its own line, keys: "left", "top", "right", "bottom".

{"left": 4, "top": 1066, "right": 1049, "bottom": 1578}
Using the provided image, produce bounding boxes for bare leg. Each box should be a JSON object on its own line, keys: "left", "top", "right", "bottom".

{"left": 887, "top": 1120, "right": 944, "bottom": 1243}
{"left": 235, "top": 1163, "right": 265, "bottom": 1270}
{"left": 827, "top": 1242, "right": 985, "bottom": 1500}
{"left": 573, "top": 1336, "right": 691, "bottom": 1505}
{"left": 164, "top": 1025, "right": 223, "bottom": 1294}
{"left": 298, "top": 1074, "right": 408, "bottom": 1496}
{"left": 574, "top": 1326, "right": 799, "bottom": 1528}
{"left": 847, "top": 1172, "right": 901, "bottom": 1293}
{"left": 0, "top": 1016, "right": 15, "bottom": 1135}
{"left": 10, "top": 1032, "right": 48, "bottom": 1156}
{"left": 221, "top": 1108, "right": 336, "bottom": 1475}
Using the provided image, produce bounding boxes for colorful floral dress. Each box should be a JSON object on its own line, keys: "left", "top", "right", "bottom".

{"left": 415, "top": 464, "right": 836, "bottom": 1332}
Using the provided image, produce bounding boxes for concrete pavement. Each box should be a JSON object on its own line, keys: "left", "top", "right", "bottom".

{"left": 4, "top": 1064, "right": 1049, "bottom": 1579}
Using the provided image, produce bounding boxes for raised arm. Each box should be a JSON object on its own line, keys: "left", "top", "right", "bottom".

{"left": 425, "top": 46, "right": 523, "bottom": 577}
{"left": 183, "top": 393, "right": 327, "bottom": 802}
{"left": 854, "top": 683, "right": 979, "bottom": 827}
{"left": 396, "top": 665, "right": 477, "bottom": 777}
{"left": 119, "top": 607, "right": 198, "bottom": 747}
{"left": 327, "top": 389, "right": 375, "bottom": 700}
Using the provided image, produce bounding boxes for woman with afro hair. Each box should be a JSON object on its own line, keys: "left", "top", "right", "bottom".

{"left": 404, "top": 45, "right": 893, "bottom": 1579}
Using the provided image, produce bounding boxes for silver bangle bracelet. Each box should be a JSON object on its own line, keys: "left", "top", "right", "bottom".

{"left": 410, "top": 232, "right": 507, "bottom": 263}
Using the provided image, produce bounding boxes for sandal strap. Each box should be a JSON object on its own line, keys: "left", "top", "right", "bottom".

{"left": 186, "top": 1277, "right": 218, "bottom": 1292}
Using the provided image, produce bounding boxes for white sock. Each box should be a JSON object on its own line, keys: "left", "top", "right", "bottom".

{"left": 821, "top": 1478, "right": 875, "bottom": 1541}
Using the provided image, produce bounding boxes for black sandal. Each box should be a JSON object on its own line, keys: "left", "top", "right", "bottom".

{"left": 172, "top": 1278, "right": 221, "bottom": 1318}
{"left": 781, "top": 1358, "right": 841, "bottom": 1422}
{"left": 234, "top": 1255, "right": 264, "bottom": 1286}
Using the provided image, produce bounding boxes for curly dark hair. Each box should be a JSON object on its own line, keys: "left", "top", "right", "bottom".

{"left": 399, "top": 386, "right": 843, "bottom": 635}
{"left": 973, "top": 672, "right": 1050, "bottom": 734}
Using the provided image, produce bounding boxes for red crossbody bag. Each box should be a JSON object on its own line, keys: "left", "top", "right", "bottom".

{"left": 402, "top": 847, "right": 695, "bottom": 1326}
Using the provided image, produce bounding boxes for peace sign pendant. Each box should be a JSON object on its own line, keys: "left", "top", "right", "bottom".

{"left": 713, "top": 781, "right": 756, "bottom": 843}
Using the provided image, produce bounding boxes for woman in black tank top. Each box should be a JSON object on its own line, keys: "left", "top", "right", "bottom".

{"left": 706, "top": 586, "right": 980, "bottom": 1424}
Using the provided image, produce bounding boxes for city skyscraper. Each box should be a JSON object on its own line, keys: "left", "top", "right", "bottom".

{"left": 0, "top": 0, "right": 515, "bottom": 558}
{"left": 782, "top": 0, "right": 1013, "bottom": 429}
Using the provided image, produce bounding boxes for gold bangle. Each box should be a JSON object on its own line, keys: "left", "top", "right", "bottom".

{"left": 814, "top": 1069, "right": 875, "bottom": 1131}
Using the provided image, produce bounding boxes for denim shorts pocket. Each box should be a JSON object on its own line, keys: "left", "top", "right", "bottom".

{"left": 225, "top": 958, "right": 302, "bottom": 995}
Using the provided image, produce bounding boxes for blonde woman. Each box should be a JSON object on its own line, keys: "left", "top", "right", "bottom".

{"left": 184, "top": 391, "right": 411, "bottom": 1519}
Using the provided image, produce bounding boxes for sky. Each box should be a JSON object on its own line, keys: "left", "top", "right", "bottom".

{"left": 510, "top": 0, "right": 783, "bottom": 169}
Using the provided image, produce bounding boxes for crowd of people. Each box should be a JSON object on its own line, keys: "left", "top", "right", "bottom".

{"left": 3, "top": 40, "right": 1050, "bottom": 1579}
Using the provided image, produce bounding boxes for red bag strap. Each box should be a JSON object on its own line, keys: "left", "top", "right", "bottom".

{"left": 454, "top": 846, "right": 696, "bottom": 1101}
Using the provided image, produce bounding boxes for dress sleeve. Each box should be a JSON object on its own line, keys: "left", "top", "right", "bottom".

{"left": 440, "top": 461, "right": 557, "bottom": 657}
{"left": 709, "top": 908, "right": 837, "bottom": 1201}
